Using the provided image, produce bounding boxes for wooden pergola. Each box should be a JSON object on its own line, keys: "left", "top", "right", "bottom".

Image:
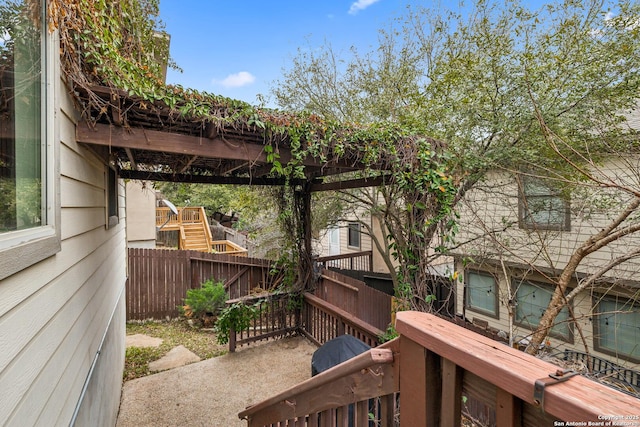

{"left": 75, "top": 86, "right": 386, "bottom": 191}
{"left": 75, "top": 85, "right": 389, "bottom": 289}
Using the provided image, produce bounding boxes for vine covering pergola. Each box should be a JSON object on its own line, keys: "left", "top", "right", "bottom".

{"left": 49, "top": 0, "right": 458, "bottom": 306}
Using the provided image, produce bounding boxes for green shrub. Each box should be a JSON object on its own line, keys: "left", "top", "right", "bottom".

{"left": 183, "top": 279, "right": 228, "bottom": 319}
{"left": 214, "top": 301, "right": 260, "bottom": 344}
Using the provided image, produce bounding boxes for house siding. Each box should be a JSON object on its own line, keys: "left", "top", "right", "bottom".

{"left": 125, "top": 180, "right": 157, "bottom": 248}
{"left": 455, "top": 167, "right": 640, "bottom": 280}
{"left": 454, "top": 260, "right": 638, "bottom": 369}
{"left": 0, "top": 38, "right": 126, "bottom": 426}
{"left": 453, "top": 162, "right": 640, "bottom": 369}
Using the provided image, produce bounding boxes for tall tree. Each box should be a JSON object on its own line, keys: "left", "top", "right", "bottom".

{"left": 272, "top": 0, "right": 640, "bottom": 348}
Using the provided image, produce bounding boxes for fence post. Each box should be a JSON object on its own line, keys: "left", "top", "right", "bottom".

{"left": 229, "top": 327, "right": 236, "bottom": 353}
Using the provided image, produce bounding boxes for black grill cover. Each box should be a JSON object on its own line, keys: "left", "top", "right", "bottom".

{"left": 311, "top": 335, "right": 371, "bottom": 376}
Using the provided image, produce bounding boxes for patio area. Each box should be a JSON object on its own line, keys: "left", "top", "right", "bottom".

{"left": 116, "top": 336, "right": 317, "bottom": 427}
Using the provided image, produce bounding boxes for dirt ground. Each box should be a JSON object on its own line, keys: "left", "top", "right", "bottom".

{"left": 116, "top": 336, "right": 317, "bottom": 427}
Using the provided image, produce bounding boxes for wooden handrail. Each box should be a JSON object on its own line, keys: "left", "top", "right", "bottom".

{"left": 395, "top": 311, "right": 640, "bottom": 424}
{"left": 238, "top": 339, "right": 399, "bottom": 425}
{"left": 199, "top": 206, "right": 213, "bottom": 252}
{"left": 304, "top": 292, "right": 383, "bottom": 339}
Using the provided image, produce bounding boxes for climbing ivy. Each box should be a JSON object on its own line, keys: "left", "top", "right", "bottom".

{"left": 49, "top": 0, "right": 461, "bottom": 303}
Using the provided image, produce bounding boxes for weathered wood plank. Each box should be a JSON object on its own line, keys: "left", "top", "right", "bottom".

{"left": 441, "top": 358, "right": 462, "bottom": 427}
{"left": 238, "top": 349, "right": 396, "bottom": 425}
{"left": 496, "top": 387, "right": 522, "bottom": 427}
{"left": 399, "top": 336, "right": 429, "bottom": 426}
{"left": 395, "top": 311, "right": 640, "bottom": 421}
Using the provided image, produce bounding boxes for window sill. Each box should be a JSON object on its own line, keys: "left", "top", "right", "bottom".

{"left": 0, "top": 230, "right": 61, "bottom": 280}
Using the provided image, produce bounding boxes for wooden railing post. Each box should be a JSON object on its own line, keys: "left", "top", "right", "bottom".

{"left": 399, "top": 335, "right": 441, "bottom": 426}
{"left": 229, "top": 327, "right": 236, "bottom": 353}
{"left": 441, "top": 358, "right": 462, "bottom": 427}
{"left": 496, "top": 387, "right": 522, "bottom": 427}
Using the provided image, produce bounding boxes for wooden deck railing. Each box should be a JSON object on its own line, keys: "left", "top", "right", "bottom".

{"left": 239, "top": 311, "right": 640, "bottom": 426}
{"left": 227, "top": 292, "right": 300, "bottom": 353}
{"left": 156, "top": 207, "right": 248, "bottom": 255}
{"left": 212, "top": 239, "right": 248, "bottom": 256}
{"left": 316, "top": 250, "right": 373, "bottom": 272}
{"left": 156, "top": 206, "right": 205, "bottom": 228}
{"left": 239, "top": 338, "right": 400, "bottom": 426}
{"left": 226, "top": 291, "right": 383, "bottom": 353}
{"left": 301, "top": 292, "right": 382, "bottom": 348}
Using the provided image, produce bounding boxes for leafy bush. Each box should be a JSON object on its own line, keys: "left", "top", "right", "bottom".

{"left": 378, "top": 324, "right": 399, "bottom": 343}
{"left": 183, "top": 279, "right": 228, "bottom": 320}
{"left": 214, "top": 301, "right": 260, "bottom": 344}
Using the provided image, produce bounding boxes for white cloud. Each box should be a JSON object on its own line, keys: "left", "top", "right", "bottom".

{"left": 348, "top": 0, "right": 381, "bottom": 15}
{"left": 213, "top": 71, "right": 256, "bottom": 88}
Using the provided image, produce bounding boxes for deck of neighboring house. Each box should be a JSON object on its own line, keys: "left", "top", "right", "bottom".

{"left": 155, "top": 206, "right": 247, "bottom": 255}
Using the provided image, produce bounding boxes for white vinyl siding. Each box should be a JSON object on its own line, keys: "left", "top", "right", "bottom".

{"left": 0, "top": 25, "right": 126, "bottom": 427}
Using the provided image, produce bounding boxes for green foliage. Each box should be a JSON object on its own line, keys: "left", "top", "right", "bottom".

{"left": 214, "top": 301, "right": 260, "bottom": 345}
{"left": 271, "top": 0, "right": 640, "bottom": 309}
{"left": 378, "top": 324, "right": 399, "bottom": 343}
{"left": 183, "top": 279, "right": 228, "bottom": 318}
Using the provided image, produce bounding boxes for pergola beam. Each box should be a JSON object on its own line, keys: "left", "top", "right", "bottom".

{"left": 118, "top": 169, "right": 309, "bottom": 186}
{"left": 310, "top": 175, "right": 387, "bottom": 192}
{"left": 76, "top": 120, "right": 359, "bottom": 171}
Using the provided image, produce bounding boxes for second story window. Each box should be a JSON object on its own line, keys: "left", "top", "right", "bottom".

{"left": 347, "top": 222, "right": 361, "bottom": 249}
{"left": 518, "top": 176, "right": 570, "bottom": 231}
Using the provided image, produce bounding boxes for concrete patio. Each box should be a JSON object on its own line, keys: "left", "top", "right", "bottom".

{"left": 116, "top": 336, "right": 317, "bottom": 427}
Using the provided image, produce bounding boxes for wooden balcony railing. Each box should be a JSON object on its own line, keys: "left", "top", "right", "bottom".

{"left": 212, "top": 239, "right": 248, "bottom": 256}
{"left": 239, "top": 311, "right": 640, "bottom": 426}
{"left": 316, "top": 250, "right": 373, "bottom": 272}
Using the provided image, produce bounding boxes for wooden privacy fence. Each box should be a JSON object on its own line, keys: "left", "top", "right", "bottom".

{"left": 239, "top": 311, "right": 640, "bottom": 426}
{"left": 314, "top": 269, "right": 392, "bottom": 331}
{"left": 126, "top": 248, "right": 279, "bottom": 320}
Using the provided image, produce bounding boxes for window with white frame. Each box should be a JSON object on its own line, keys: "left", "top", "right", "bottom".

{"left": 0, "top": 0, "right": 58, "bottom": 280}
{"left": 594, "top": 296, "right": 640, "bottom": 363}
{"left": 518, "top": 176, "right": 570, "bottom": 231}
{"left": 513, "top": 279, "right": 572, "bottom": 342}
{"left": 465, "top": 271, "right": 499, "bottom": 317}
{"left": 347, "top": 222, "right": 361, "bottom": 249}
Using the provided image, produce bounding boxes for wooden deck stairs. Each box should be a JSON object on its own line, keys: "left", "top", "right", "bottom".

{"left": 156, "top": 206, "right": 248, "bottom": 255}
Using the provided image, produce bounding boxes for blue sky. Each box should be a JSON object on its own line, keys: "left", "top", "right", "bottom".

{"left": 158, "top": 0, "right": 415, "bottom": 106}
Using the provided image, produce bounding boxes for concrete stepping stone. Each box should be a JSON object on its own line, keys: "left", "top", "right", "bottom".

{"left": 149, "top": 345, "right": 201, "bottom": 372}
{"left": 126, "top": 334, "right": 163, "bottom": 348}
{"left": 124, "top": 334, "right": 163, "bottom": 347}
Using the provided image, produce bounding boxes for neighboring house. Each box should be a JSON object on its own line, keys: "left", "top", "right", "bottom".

{"left": 453, "top": 158, "right": 640, "bottom": 372}
{"left": 125, "top": 180, "right": 157, "bottom": 248}
{"left": 0, "top": 3, "right": 126, "bottom": 426}
{"left": 315, "top": 194, "right": 392, "bottom": 276}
